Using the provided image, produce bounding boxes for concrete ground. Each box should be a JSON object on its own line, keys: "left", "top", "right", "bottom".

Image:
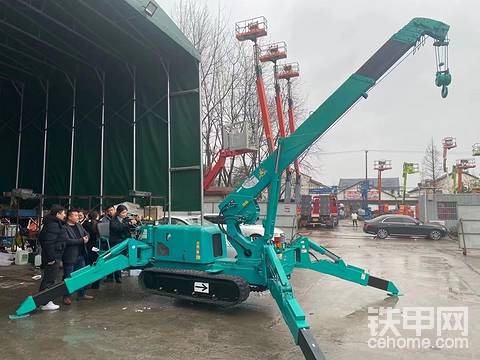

{"left": 1, "top": 220, "right": 479, "bottom": 360}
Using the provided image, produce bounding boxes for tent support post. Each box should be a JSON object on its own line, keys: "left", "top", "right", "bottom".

{"left": 132, "top": 65, "right": 137, "bottom": 198}
{"left": 41, "top": 80, "right": 50, "bottom": 219}
{"left": 167, "top": 68, "right": 171, "bottom": 224}
{"left": 198, "top": 66, "right": 204, "bottom": 225}
{"left": 68, "top": 78, "right": 77, "bottom": 206}
{"left": 14, "top": 82, "right": 24, "bottom": 189}
{"left": 100, "top": 71, "right": 106, "bottom": 212}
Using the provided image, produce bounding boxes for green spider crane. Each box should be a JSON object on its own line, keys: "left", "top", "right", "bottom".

{"left": 11, "top": 17, "right": 451, "bottom": 360}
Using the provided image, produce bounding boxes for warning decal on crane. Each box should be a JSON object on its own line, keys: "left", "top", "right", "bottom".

{"left": 242, "top": 175, "right": 259, "bottom": 189}
{"left": 194, "top": 282, "right": 209, "bottom": 294}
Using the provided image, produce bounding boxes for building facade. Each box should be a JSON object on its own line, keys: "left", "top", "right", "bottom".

{"left": 410, "top": 172, "right": 479, "bottom": 195}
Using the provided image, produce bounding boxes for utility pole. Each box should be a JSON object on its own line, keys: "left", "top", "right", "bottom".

{"left": 365, "top": 150, "right": 368, "bottom": 180}
{"left": 360, "top": 150, "right": 370, "bottom": 218}
{"left": 431, "top": 138, "right": 436, "bottom": 193}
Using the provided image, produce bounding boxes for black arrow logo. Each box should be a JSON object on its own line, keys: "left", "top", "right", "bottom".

{"left": 194, "top": 282, "right": 208, "bottom": 292}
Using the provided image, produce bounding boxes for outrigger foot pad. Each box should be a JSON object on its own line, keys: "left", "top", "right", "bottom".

{"left": 9, "top": 313, "right": 30, "bottom": 320}
{"left": 298, "top": 328, "right": 326, "bottom": 360}
{"left": 10, "top": 282, "right": 68, "bottom": 319}
{"left": 367, "top": 275, "right": 399, "bottom": 296}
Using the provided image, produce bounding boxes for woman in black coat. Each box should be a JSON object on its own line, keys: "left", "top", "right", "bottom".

{"left": 108, "top": 205, "right": 136, "bottom": 283}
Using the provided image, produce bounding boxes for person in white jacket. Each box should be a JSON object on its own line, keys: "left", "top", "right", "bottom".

{"left": 351, "top": 212, "right": 358, "bottom": 228}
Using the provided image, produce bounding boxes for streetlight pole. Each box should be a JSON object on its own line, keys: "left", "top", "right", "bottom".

{"left": 365, "top": 150, "right": 368, "bottom": 180}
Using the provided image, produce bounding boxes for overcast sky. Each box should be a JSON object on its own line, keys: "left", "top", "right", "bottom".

{"left": 160, "top": 0, "right": 479, "bottom": 189}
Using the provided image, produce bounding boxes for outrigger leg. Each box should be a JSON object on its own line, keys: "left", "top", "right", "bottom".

{"left": 293, "top": 237, "right": 400, "bottom": 296}
{"left": 263, "top": 237, "right": 400, "bottom": 359}
{"left": 265, "top": 245, "right": 326, "bottom": 360}
{"left": 10, "top": 239, "right": 152, "bottom": 320}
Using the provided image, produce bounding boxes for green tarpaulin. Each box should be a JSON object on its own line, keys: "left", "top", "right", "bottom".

{"left": 0, "top": 0, "right": 201, "bottom": 211}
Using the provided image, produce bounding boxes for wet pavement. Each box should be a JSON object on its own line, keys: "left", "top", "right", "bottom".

{"left": 1, "top": 220, "right": 479, "bottom": 360}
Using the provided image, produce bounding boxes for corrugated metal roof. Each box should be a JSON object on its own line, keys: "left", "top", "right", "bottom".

{"left": 124, "top": 0, "right": 200, "bottom": 60}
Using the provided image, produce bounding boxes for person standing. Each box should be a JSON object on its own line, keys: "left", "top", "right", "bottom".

{"left": 78, "top": 209, "right": 87, "bottom": 225}
{"left": 101, "top": 205, "right": 116, "bottom": 282}
{"left": 108, "top": 204, "right": 136, "bottom": 283}
{"left": 63, "top": 209, "right": 94, "bottom": 304}
{"left": 100, "top": 205, "right": 115, "bottom": 224}
{"left": 83, "top": 210, "right": 100, "bottom": 289}
{"left": 38, "top": 205, "right": 67, "bottom": 311}
{"left": 351, "top": 211, "right": 358, "bottom": 229}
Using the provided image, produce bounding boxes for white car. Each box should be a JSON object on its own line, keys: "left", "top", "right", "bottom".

{"left": 202, "top": 213, "right": 285, "bottom": 242}
{"left": 160, "top": 214, "right": 285, "bottom": 241}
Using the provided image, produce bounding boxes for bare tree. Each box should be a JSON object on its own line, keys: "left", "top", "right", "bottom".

{"left": 172, "top": 1, "right": 310, "bottom": 189}
{"left": 173, "top": 1, "right": 237, "bottom": 171}
{"left": 422, "top": 138, "right": 443, "bottom": 188}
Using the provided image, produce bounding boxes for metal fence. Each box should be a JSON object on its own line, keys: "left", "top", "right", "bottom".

{"left": 458, "top": 204, "right": 480, "bottom": 254}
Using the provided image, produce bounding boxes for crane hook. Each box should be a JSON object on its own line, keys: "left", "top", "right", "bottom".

{"left": 435, "top": 69, "right": 451, "bottom": 98}
{"left": 441, "top": 85, "right": 448, "bottom": 98}
{"left": 433, "top": 39, "right": 450, "bottom": 99}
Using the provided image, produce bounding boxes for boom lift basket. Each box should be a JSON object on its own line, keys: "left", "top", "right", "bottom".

{"left": 276, "top": 62, "right": 300, "bottom": 80}
{"left": 456, "top": 158, "right": 476, "bottom": 169}
{"left": 374, "top": 160, "right": 392, "bottom": 171}
{"left": 222, "top": 123, "right": 257, "bottom": 152}
{"left": 235, "top": 16, "right": 267, "bottom": 42}
{"left": 442, "top": 137, "right": 457, "bottom": 150}
{"left": 403, "top": 162, "right": 419, "bottom": 174}
{"left": 259, "top": 41, "right": 287, "bottom": 63}
{"left": 472, "top": 143, "right": 480, "bottom": 157}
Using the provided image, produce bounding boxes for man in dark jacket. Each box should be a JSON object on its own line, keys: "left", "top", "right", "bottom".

{"left": 63, "top": 209, "right": 94, "bottom": 304}
{"left": 82, "top": 211, "right": 100, "bottom": 289}
{"left": 100, "top": 205, "right": 115, "bottom": 224}
{"left": 38, "top": 205, "right": 67, "bottom": 311}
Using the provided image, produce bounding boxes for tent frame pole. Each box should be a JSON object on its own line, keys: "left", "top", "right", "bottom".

{"left": 132, "top": 66, "right": 137, "bottom": 195}
{"left": 68, "top": 77, "right": 77, "bottom": 206}
{"left": 167, "top": 68, "right": 171, "bottom": 224}
{"left": 99, "top": 70, "right": 106, "bottom": 212}
{"left": 13, "top": 81, "right": 25, "bottom": 189}
{"left": 198, "top": 66, "right": 204, "bottom": 224}
{"left": 40, "top": 80, "right": 50, "bottom": 219}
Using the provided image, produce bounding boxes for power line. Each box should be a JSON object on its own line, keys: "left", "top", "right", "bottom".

{"left": 318, "top": 149, "right": 473, "bottom": 156}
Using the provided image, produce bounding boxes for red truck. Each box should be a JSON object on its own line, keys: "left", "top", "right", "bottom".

{"left": 299, "top": 194, "right": 338, "bottom": 228}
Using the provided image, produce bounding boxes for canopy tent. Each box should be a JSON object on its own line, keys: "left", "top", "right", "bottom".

{"left": 0, "top": 0, "right": 202, "bottom": 211}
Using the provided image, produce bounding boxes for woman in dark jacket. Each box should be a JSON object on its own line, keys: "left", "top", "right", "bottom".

{"left": 108, "top": 205, "right": 136, "bottom": 283}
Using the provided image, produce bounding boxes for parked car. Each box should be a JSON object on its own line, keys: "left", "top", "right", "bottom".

{"left": 161, "top": 214, "right": 285, "bottom": 240}
{"left": 363, "top": 214, "right": 447, "bottom": 240}
{"left": 158, "top": 215, "right": 208, "bottom": 226}
{"left": 202, "top": 213, "right": 285, "bottom": 241}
